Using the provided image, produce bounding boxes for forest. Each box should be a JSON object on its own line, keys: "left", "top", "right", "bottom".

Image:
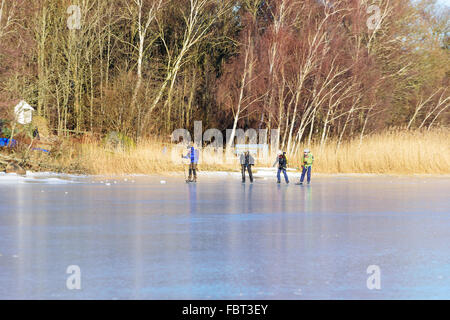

{"left": 0, "top": 0, "right": 449, "bottom": 174}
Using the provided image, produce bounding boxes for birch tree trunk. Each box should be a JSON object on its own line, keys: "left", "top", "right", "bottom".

{"left": 226, "top": 32, "right": 252, "bottom": 151}
{"left": 130, "top": 0, "right": 162, "bottom": 137}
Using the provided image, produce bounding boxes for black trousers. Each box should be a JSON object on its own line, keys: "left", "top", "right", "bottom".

{"left": 241, "top": 165, "right": 253, "bottom": 182}
{"left": 188, "top": 163, "right": 197, "bottom": 181}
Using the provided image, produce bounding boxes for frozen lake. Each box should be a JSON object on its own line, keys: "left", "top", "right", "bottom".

{"left": 0, "top": 173, "right": 449, "bottom": 299}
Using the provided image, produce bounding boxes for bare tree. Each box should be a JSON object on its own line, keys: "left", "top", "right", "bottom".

{"left": 418, "top": 88, "right": 449, "bottom": 130}
{"left": 143, "top": 0, "right": 230, "bottom": 131}
{"left": 127, "top": 0, "right": 163, "bottom": 136}
{"left": 0, "top": 0, "right": 18, "bottom": 40}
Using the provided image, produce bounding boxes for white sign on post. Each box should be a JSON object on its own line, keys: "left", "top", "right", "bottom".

{"left": 14, "top": 100, "right": 34, "bottom": 125}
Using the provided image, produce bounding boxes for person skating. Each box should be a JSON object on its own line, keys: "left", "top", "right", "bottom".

{"left": 240, "top": 151, "right": 254, "bottom": 183}
{"left": 182, "top": 144, "right": 199, "bottom": 182}
{"left": 273, "top": 150, "right": 289, "bottom": 184}
{"left": 298, "top": 149, "right": 314, "bottom": 185}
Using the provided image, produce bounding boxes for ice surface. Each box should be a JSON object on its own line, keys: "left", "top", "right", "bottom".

{"left": 0, "top": 174, "right": 449, "bottom": 299}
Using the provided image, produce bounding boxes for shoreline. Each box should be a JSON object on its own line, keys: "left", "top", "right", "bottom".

{"left": 2, "top": 129, "right": 449, "bottom": 177}
{"left": 2, "top": 169, "right": 450, "bottom": 180}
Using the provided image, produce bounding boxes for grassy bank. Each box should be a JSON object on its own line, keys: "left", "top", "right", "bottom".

{"left": 78, "top": 129, "right": 450, "bottom": 175}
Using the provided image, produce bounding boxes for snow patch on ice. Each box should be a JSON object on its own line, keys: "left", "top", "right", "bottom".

{"left": 195, "top": 167, "right": 304, "bottom": 179}
{"left": 0, "top": 172, "right": 80, "bottom": 184}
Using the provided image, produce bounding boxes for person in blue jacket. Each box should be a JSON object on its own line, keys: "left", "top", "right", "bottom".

{"left": 182, "top": 144, "right": 199, "bottom": 182}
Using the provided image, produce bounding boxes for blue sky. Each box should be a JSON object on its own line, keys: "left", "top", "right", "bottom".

{"left": 437, "top": 0, "right": 450, "bottom": 6}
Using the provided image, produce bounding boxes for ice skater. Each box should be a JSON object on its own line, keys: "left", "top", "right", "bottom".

{"left": 298, "top": 148, "right": 314, "bottom": 185}
{"left": 273, "top": 150, "right": 289, "bottom": 184}
{"left": 240, "top": 151, "right": 254, "bottom": 183}
{"left": 182, "top": 143, "right": 199, "bottom": 182}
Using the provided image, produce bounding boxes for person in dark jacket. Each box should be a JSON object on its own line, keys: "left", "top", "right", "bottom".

{"left": 240, "top": 151, "right": 255, "bottom": 183}
{"left": 273, "top": 150, "right": 289, "bottom": 184}
{"left": 182, "top": 144, "right": 199, "bottom": 182}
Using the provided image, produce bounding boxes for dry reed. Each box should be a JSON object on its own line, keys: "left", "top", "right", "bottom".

{"left": 79, "top": 129, "right": 450, "bottom": 175}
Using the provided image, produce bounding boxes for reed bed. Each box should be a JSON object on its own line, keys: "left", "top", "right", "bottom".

{"left": 79, "top": 129, "right": 450, "bottom": 175}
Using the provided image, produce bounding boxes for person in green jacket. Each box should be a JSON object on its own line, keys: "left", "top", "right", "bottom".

{"left": 299, "top": 149, "right": 314, "bottom": 185}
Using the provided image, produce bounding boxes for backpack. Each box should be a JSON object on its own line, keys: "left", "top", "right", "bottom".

{"left": 278, "top": 155, "right": 287, "bottom": 168}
